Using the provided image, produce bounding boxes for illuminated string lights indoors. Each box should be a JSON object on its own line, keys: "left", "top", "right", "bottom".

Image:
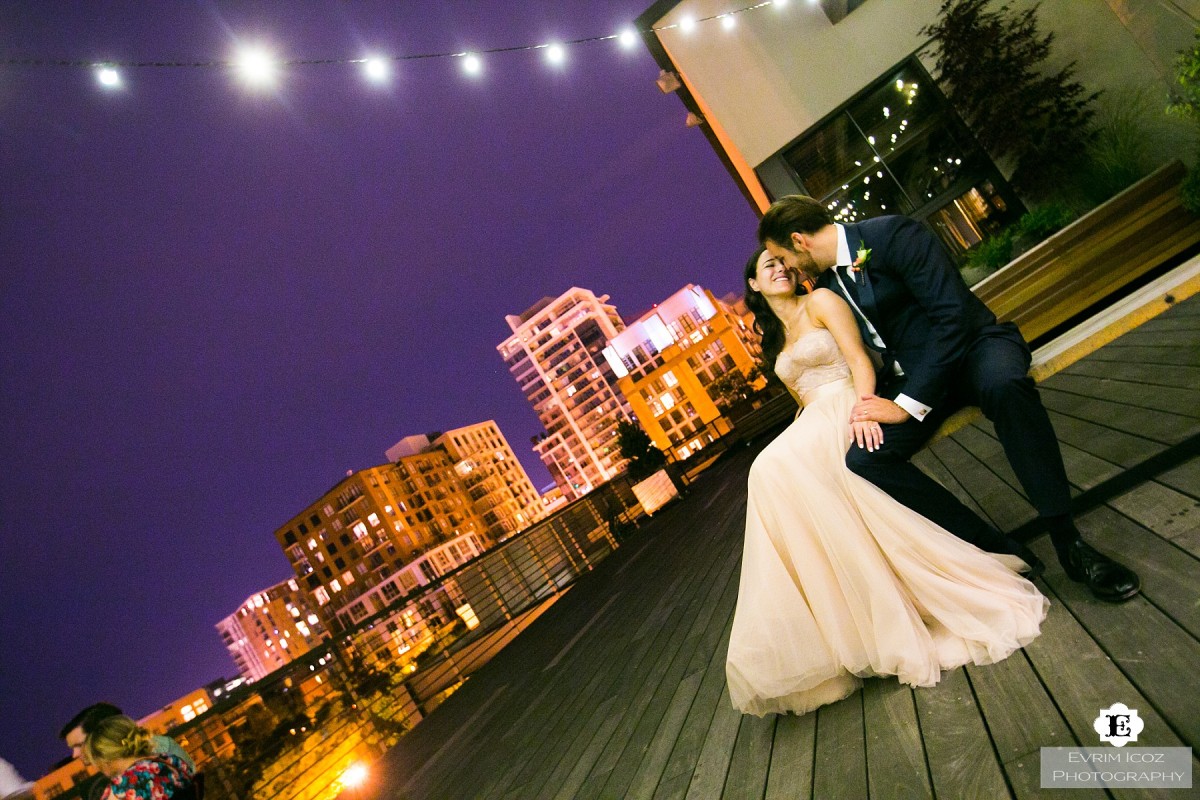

{"left": 9, "top": 0, "right": 801, "bottom": 93}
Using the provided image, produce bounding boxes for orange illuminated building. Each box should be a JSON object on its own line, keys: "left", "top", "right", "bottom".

{"left": 602, "top": 284, "right": 763, "bottom": 460}
{"left": 274, "top": 455, "right": 490, "bottom": 632}
{"left": 216, "top": 578, "right": 328, "bottom": 682}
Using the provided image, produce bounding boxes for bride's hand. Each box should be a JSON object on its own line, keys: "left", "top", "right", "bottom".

{"left": 850, "top": 419, "right": 884, "bottom": 452}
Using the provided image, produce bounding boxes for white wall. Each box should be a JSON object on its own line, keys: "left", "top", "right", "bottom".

{"left": 653, "top": 0, "right": 1197, "bottom": 168}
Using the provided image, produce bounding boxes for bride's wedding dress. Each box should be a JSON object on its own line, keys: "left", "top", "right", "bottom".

{"left": 726, "top": 328, "right": 1048, "bottom": 716}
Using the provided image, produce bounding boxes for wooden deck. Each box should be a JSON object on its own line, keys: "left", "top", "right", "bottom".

{"left": 370, "top": 296, "right": 1200, "bottom": 800}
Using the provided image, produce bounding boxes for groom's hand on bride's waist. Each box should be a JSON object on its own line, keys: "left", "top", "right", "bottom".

{"left": 851, "top": 394, "right": 912, "bottom": 425}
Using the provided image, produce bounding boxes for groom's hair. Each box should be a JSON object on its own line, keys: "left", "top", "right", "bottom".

{"left": 757, "top": 195, "right": 833, "bottom": 245}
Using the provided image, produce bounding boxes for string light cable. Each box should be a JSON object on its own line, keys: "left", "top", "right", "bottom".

{"left": 1, "top": 0, "right": 791, "bottom": 84}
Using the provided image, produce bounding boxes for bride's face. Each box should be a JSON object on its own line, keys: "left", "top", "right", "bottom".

{"left": 750, "top": 250, "right": 798, "bottom": 298}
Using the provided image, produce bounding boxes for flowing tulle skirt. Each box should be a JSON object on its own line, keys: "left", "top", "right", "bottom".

{"left": 726, "top": 378, "right": 1048, "bottom": 716}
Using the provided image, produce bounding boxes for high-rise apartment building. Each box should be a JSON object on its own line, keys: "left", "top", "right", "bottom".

{"left": 274, "top": 457, "right": 489, "bottom": 632}
{"left": 388, "top": 421, "right": 546, "bottom": 541}
{"left": 602, "top": 285, "right": 763, "bottom": 460}
{"left": 498, "top": 288, "right": 632, "bottom": 501}
{"left": 215, "top": 579, "right": 328, "bottom": 682}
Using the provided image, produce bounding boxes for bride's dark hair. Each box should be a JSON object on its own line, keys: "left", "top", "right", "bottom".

{"left": 743, "top": 246, "right": 789, "bottom": 370}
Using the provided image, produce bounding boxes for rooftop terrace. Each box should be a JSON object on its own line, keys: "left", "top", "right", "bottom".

{"left": 370, "top": 291, "right": 1199, "bottom": 800}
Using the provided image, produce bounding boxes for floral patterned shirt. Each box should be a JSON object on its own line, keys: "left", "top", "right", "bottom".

{"left": 103, "top": 755, "right": 194, "bottom": 800}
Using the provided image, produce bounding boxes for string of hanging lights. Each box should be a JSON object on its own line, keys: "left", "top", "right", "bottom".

{"left": 1, "top": 0, "right": 798, "bottom": 89}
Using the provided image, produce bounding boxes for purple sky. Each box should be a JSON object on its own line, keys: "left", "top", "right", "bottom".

{"left": 0, "top": 1, "right": 758, "bottom": 777}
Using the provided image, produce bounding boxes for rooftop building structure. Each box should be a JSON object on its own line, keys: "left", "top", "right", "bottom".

{"left": 215, "top": 579, "right": 328, "bottom": 682}
{"left": 498, "top": 288, "right": 633, "bottom": 500}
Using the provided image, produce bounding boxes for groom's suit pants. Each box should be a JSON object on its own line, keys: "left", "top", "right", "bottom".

{"left": 845, "top": 325, "right": 1072, "bottom": 550}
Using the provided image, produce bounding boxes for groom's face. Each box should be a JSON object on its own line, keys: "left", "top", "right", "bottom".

{"left": 764, "top": 235, "right": 821, "bottom": 279}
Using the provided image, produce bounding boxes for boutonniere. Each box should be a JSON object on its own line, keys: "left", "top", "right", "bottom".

{"left": 849, "top": 245, "right": 871, "bottom": 284}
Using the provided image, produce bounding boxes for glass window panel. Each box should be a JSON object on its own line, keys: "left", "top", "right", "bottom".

{"left": 783, "top": 113, "right": 876, "bottom": 199}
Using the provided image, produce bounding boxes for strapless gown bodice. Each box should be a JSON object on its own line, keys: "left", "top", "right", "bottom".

{"left": 774, "top": 329, "right": 852, "bottom": 404}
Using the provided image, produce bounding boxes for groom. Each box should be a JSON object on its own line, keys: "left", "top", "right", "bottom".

{"left": 758, "top": 195, "right": 1140, "bottom": 602}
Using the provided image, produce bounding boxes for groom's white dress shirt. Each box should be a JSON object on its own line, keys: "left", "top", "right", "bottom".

{"left": 831, "top": 224, "right": 933, "bottom": 422}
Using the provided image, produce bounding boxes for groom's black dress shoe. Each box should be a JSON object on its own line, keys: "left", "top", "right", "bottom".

{"left": 1062, "top": 540, "right": 1141, "bottom": 602}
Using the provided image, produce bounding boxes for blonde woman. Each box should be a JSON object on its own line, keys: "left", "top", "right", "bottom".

{"left": 83, "top": 716, "right": 194, "bottom": 800}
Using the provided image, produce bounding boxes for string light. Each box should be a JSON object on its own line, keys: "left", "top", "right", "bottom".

{"left": 235, "top": 47, "right": 277, "bottom": 87}
{"left": 362, "top": 56, "right": 389, "bottom": 82}
{"left": 3, "top": 0, "right": 793, "bottom": 89}
{"left": 95, "top": 65, "right": 121, "bottom": 88}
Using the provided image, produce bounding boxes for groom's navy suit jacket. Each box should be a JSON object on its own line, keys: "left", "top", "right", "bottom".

{"left": 816, "top": 216, "right": 1026, "bottom": 412}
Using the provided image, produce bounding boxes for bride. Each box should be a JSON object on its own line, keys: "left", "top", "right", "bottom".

{"left": 726, "top": 248, "right": 1048, "bottom": 716}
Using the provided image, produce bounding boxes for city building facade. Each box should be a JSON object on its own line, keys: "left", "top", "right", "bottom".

{"left": 498, "top": 288, "right": 633, "bottom": 501}
{"left": 603, "top": 284, "right": 763, "bottom": 460}
{"left": 216, "top": 579, "right": 328, "bottom": 682}
{"left": 273, "top": 458, "right": 489, "bottom": 633}
{"left": 388, "top": 422, "right": 546, "bottom": 542}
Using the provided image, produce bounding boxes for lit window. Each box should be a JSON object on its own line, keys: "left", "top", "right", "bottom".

{"left": 307, "top": 538, "right": 317, "bottom": 550}
{"left": 314, "top": 588, "right": 330, "bottom": 606}
{"left": 342, "top": 571, "right": 355, "bottom": 586}
{"left": 296, "top": 621, "right": 311, "bottom": 636}
{"left": 661, "top": 393, "right": 676, "bottom": 409}
{"left": 330, "top": 579, "right": 342, "bottom": 593}
{"left": 307, "top": 613, "right": 319, "bottom": 625}
{"left": 664, "top": 371, "right": 678, "bottom": 387}
{"left": 181, "top": 706, "right": 196, "bottom": 722}
{"left": 368, "top": 513, "right": 381, "bottom": 527}
{"left": 353, "top": 522, "right": 369, "bottom": 539}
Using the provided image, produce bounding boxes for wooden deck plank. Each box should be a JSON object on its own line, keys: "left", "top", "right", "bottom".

{"left": 964, "top": 647, "right": 1091, "bottom": 799}
{"left": 1074, "top": 504, "right": 1200, "bottom": 641}
{"left": 531, "top": 504, "right": 746, "bottom": 800}
{"left": 1023, "top": 539, "right": 1193, "bottom": 800}
{"left": 811, "top": 692, "right": 867, "bottom": 800}
{"left": 1039, "top": 387, "right": 1200, "bottom": 445}
{"left": 720, "top": 714, "right": 777, "bottom": 800}
{"left": 651, "top": 625, "right": 737, "bottom": 800}
{"left": 622, "top": 670, "right": 705, "bottom": 800}
{"left": 1043, "top": 410, "right": 1167, "bottom": 469}
{"left": 1155, "top": 456, "right": 1200, "bottom": 500}
{"left": 579, "top": 536, "right": 744, "bottom": 799}
{"left": 1063, "top": 358, "right": 1200, "bottom": 390}
{"left": 478, "top": 494, "right": 741, "bottom": 799}
{"left": 1031, "top": 543, "right": 1200, "bottom": 750}
{"left": 682, "top": 686, "right": 748, "bottom": 800}
{"left": 1043, "top": 374, "right": 1200, "bottom": 419}
{"left": 926, "top": 437, "right": 1037, "bottom": 531}
{"left": 606, "top": 564, "right": 745, "bottom": 793}
{"left": 1079, "top": 343, "right": 1200, "bottom": 367}
{"left": 1106, "top": 480, "right": 1200, "bottom": 544}
{"left": 763, "top": 713, "right": 816, "bottom": 800}
{"left": 913, "top": 668, "right": 1012, "bottom": 800}
{"left": 862, "top": 679, "right": 933, "bottom": 800}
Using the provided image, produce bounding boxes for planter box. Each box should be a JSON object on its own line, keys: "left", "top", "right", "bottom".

{"left": 972, "top": 160, "right": 1200, "bottom": 343}
{"left": 631, "top": 469, "right": 678, "bottom": 516}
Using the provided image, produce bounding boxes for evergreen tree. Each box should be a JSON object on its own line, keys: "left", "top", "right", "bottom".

{"left": 922, "top": 0, "right": 1098, "bottom": 196}
{"left": 615, "top": 419, "right": 666, "bottom": 481}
